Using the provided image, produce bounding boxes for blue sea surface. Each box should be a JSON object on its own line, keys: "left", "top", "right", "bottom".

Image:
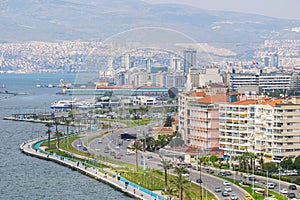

{"left": 0, "top": 73, "right": 132, "bottom": 200}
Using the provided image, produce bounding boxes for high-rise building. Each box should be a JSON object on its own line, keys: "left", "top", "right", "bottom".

{"left": 271, "top": 53, "right": 279, "bottom": 68}
{"left": 121, "top": 54, "right": 130, "bottom": 70}
{"left": 183, "top": 49, "right": 197, "bottom": 73}
{"left": 264, "top": 57, "right": 269, "bottom": 67}
{"left": 170, "top": 57, "right": 181, "bottom": 72}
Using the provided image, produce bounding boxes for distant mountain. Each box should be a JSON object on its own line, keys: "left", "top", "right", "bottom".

{"left": 0, "top": 0, "right": 300, "bottom": 53}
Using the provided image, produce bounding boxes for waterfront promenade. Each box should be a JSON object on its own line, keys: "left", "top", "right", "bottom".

{"left": 20, "top": 138, "right": 163, "bottom": 200}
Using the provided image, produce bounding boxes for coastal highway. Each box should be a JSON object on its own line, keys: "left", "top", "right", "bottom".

{"left": 74, "top": 128, "right": 248, "bottom": 200}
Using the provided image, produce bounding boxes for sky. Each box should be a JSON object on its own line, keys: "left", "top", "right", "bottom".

{"left": 144, "top": 0, "right": 300, "bottom": 20}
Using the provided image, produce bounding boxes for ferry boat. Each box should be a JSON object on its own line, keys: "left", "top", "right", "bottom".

{"left": 50, "top": 100, "right": 76, "bottom": 109}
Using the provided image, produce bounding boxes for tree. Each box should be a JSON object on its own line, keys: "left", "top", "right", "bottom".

{"left": 54, "top": 118, "right": 61, "bottom": 149}
{"left": 159, "top": 158, "right": 173, "bottom": 189}
{"left": 209, "top": 154, "right": 219, "bottom": 168}
{"left": 173, "top": 166, "right": 188, "bottom": 200}
{"left": 45, "top": 123, "right": 52, "bottom": 149}
{"left": 256, "top": 153, "right": 265, "bottom": 170}
{"left": 129, "top": 141, "right": 143, "bottom": 172}
{"left": 294, "top": 155, "right": 300, "bottom": 171}
{"left": 280, "top": 157, "right": 294, "bottom": 171}
{"left": 164, "top": 115, "right": 174, "bottom": 127}
{"left": 263, "top": 162, "right": 278, "bottom": 174}
{"left": 156, "top": 134, "right": 168, "bottom": 149}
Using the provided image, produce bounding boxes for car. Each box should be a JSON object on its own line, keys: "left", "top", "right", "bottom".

{"left": 182, "top": 173, "right": 190, "bottom": 177}
{"left": 206, "top": 169, "right": 214, "bottom": 174}
{"left": 289, "top": 184, "right": 297, "bottom": 190}
{"left": 224, "top": 186, "right": 232, "bottom": 192}
{"left": 247, "top": 176, "right": 256, "bottom": 181}
{"left": 196, "top": 178, "right": 203, "bottom": 183}
{"left": 267, "top": 182, "right": 275, "bottom": 189}
{"left": 218, "top": 171, "right": 225, "bottom": 176}
{"left": 280, "top": 188, "right": 288, "bottom": 194}
{"left": 223, "top": 181, "right": 231, "bottom": 186}
{"left": 110, "top": 151, "right": 116, "bottom": 156}
{"left": 76, "top": 144, "right": 82, "bottom": 147}
{"left": 222, "top": 191, "right": 229, "bottom": 197}
{"left": 115, "top": 146, "right": 120, "bottom": 149}
{"left": 147, "top": 155, "right": 153, "bottom": 159}
{"left": 215, "top": 186, "right": 221, "bottom": 192}
{"left": 230, "top": 193, "right": 238, "bottom": 200}
{"left": 287, "top": 193, "right": 296, "bottom": 198}
{"left": 126, "top": 139, "right": 130, "bottom": 141}
{"left": 225, "top": 171, "right": 232, "bottom": 176}
{"left": 82, "top": 146, "right": 88, "bottom": 151}
{"left": 97, "top": 140, "right": 102, "bottom": 143}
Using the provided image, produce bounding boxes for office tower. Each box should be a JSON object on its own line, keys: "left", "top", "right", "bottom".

{"left": 183, "top": 49, "right": 197, "bottom": 73}
{"left": 170, "top": 57, "right": 181, "bottom": 72}
{"left": 271, "top": 53, "right": 279, "bottom": 68}
{"left": 264, "top": 57, "right": 269, "bottom": 67}
{"left": 145, "top": 58, "right": 152, "bottom": 73}
{"left": 121, "top": 54, "right": 130, "bottom": 70}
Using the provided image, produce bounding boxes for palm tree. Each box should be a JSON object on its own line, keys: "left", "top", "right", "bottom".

{"left": 129, "top": 140, "right": 143, "bottom": 172}
{"left": 248, "top": 152, "right": 258, "bottom": 170}
{"left": 159, "top": 158, "right": 173, "bottom": 189}
{"left": 54, "top": 118, "right": 61, "bottom": 149}
{"left": 45, "top": 123, "right": 52, "bottom": 149}
{"left": 257, "top": 152, "right": 265, "bottom": 170}
{"left": 173, "top": 166, "right": 188, "bottom": 200}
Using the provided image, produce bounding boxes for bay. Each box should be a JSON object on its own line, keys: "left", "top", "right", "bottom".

{"left": 0, "top": 73, "right": 132, "bottom": 200}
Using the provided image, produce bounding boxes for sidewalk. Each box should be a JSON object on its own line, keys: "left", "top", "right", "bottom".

{"left": 20, "top": 139, "right": 164, "bottom": 200}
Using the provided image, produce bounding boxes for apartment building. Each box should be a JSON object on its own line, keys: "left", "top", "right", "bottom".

{"left": 179, "top": 91, "right": 227, "bottom": 152}
{"left": 229, "top": 72, "right": 300, "bottom": 94}
{"left": 219, "top": 96, "right": 300, "bottom": 162}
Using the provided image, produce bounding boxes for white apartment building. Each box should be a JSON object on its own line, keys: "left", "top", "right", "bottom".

{"left": 229, "top": 73, "right": 300, "bottom": 94}
{"left": 219, "top": 96, "right": 300, "bottom": 162}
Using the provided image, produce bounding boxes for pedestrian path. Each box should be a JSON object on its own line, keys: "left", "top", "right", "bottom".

{"left": 20, "top": 138, "right": 165, "bottom": 200}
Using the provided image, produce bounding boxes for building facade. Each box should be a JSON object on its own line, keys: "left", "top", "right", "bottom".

{"left": 219, "top": 96, "right": 300, "bottom": 162}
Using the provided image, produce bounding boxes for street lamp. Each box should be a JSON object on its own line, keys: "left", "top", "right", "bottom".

{"left": 196, "top": 148, "right": 203, "bottom": 200}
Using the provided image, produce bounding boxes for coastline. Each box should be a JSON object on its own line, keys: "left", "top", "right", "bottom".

{"left": 20, "top": 139, "right": 164, "bottom": 200}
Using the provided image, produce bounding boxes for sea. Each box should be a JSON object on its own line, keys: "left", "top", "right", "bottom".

{"left": 0, "top": 73, "right": 132, "bottom": 200}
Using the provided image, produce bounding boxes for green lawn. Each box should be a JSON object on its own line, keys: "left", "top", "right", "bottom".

{"left": 37, "top": 134, "right": 216, "bottom": 200}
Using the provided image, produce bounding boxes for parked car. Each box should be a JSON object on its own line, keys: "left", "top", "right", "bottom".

{"left": 97, "top": 140, "right": 102, "bottom": 143}
{"left": 215, "top": 186, "right": 221, "bottom": 192}
{"left": 289, "top": 184, "right": 297, "bottom": 190}
{"left": 218, "top": 171, "right": 225, "bottom": 176}
{"left": 225, "top": 171, "right": 232, "bottom": 176}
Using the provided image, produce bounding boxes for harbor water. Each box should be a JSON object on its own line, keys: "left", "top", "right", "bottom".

{"left": 0, "top": 73, "right": 132, "bottom": 200}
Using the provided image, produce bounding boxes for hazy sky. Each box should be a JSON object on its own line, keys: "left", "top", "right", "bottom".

{"left": 144, "top": 0, "right": 300, "bottom": 20}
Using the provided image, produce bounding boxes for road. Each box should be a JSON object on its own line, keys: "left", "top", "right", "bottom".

{"left": 74, "top": 127, "right": 249, "bottom": 200}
